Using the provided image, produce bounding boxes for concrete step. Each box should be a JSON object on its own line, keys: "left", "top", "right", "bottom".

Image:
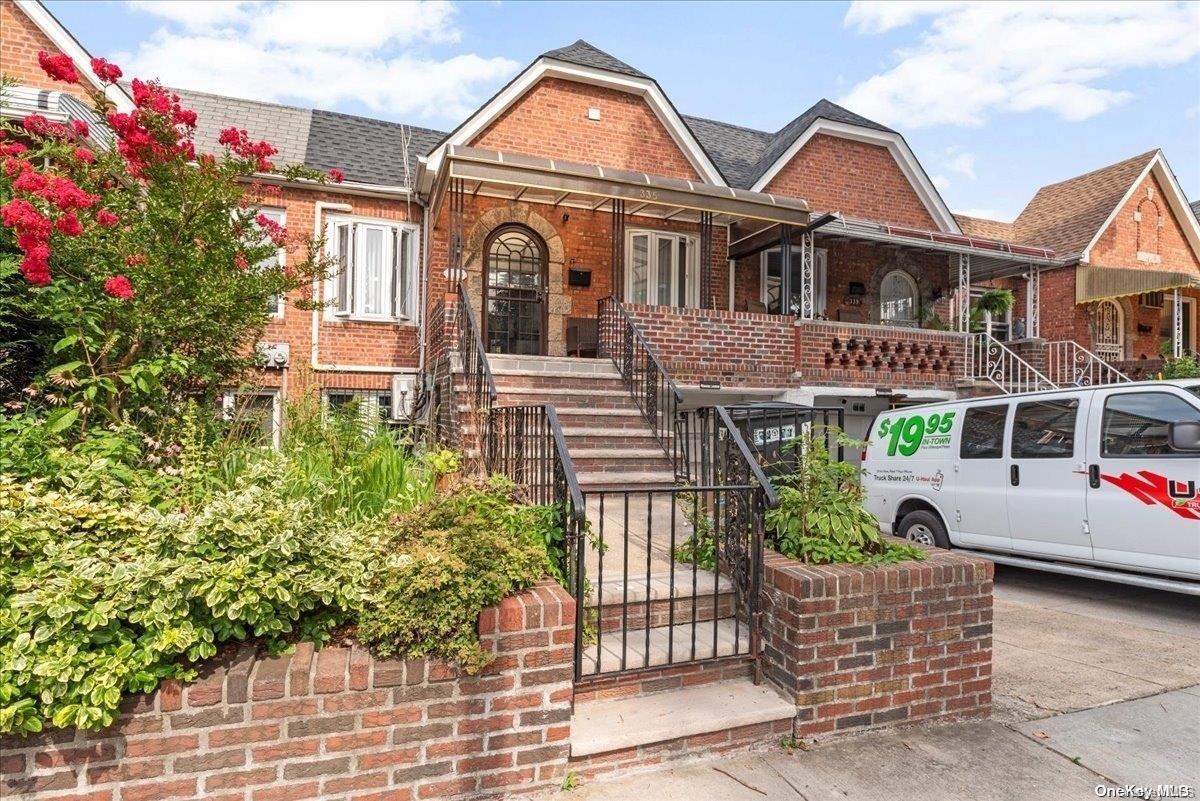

{"left": 487, "top": 355, "right": 619, "bottom": 374}
{"left": 569, "top": 677, "right": 794, "bottom": 758}
{"left": 577, "top": 470, "right": 678, "bottom": 491}
{"left": 579, "top": 617, "right": 750, "bottom": 677}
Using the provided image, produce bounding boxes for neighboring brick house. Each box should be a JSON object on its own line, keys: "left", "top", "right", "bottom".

{"left": 3, "top": 0, "right": 1195, "bottom": 445}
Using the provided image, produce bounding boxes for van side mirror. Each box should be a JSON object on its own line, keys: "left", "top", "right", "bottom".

{"left": 1168, "top": 421, "right": 1200, "bottom": 452}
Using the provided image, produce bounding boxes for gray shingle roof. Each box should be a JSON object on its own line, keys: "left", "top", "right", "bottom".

{"left": 684, "top": 99, "right": 895, "bottom": 189}
{"left": 541, "top": 40, "right": 648, "bottom": 78}
{"left": 174, "top": 88, "right": 445, "bottom": 187}
{"left": 1191, "top": 199, "right": 1200, "bottom": 219}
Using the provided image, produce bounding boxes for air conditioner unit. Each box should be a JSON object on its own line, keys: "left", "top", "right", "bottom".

{"left": 390, "top": 373, "right": 419, "bottom": 421}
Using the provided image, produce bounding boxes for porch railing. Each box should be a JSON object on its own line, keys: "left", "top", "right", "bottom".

{"left": 597, "top": 296, "right": 683, "bottom": 467}
{"left": 1045, "top": 340, "right": 1131, "bottom": 387}
{"left": 966, "top": 331, "right": 1057, "bottom": 394}
{"left": 456, "top": 283, "right": 498, "bottom": 424}
{"left": 485, "top": 403, "right": 587, "bottom": 593}
{"left": 573, "top": 405, "right": 776, "bottom": 683}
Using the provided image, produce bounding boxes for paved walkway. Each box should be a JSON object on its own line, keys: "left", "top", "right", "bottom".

{"left": 557, "top": 565, "right": 1200, "bottom": 800}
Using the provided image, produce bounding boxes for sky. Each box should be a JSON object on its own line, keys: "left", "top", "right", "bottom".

{"left": 44, "top": 0, "right": 1200, "bottom": 222}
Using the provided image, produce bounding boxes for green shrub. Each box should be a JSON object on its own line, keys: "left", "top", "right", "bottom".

{"left": 766, "top": 429, "right": 924, "bottom": 565}
{"left": 0, "top": 468, "right": 370, "bottom": 734}
{"left": 355, "top": 477, "right": 554, "bottom": 674}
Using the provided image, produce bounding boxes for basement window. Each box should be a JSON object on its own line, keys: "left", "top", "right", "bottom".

{"left": 326, "top": 216, "right": 418, "bottom": 322}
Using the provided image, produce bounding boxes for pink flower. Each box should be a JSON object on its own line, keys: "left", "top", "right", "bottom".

{"left": 328, "top": 168, "right": 344, "bottom": 183}
{"left": 12, "top": 169, "right": 47, "bottom": 194}
{"left": 90, "top": 57, "right": 122, "bottom": 84}
{"left": 103, "top": 275, "right": 135, "bottom": 300}
{"left": 95, "top": 209, "right": 120, "bottom": 227}
{"left": 234, "top": 252, "right": 248, "bottom": 271}
{"left": 20, "top": 254, "right": 51, "bottom": 286}
{"left": 23, "top": 114, "right": 70, "bottom": 139}
{"left": 70, "top": 119, "right": 89, "bottom": 138}
{"left": 173, "top": 107, "right": 197, "bottom": 127}
{"left": 125, "top": 253, "right": 147, "bottom": 267}
{"left": 0, "top": 142, "right": 27, "bottom": 157}
{"left": 42, "top": 176, "right": 97, "bottom": 211}
{"left": 73, "top": 147, "right": 95, "bottom": 163}
{"left": 255, "top": 212, "right": 287, "bottom": 246}
{"left": 55, "top": 212, "right": 83, "bottom": 237}
{"left": 37, "top": 51, "right": 78, "bottom": 84}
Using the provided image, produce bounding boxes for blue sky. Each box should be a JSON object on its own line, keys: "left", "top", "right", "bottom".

{"left": 45, "top": 1, "right": 1200, "bottom": 221}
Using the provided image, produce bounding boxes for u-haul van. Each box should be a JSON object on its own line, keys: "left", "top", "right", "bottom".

{"left": 862, "top": 380, "right": 1200, "bottom": 594}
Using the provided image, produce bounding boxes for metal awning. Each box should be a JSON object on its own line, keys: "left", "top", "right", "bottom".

{"left": 1076, "top": 265, "right": 1200, "bottom": 303}
{"left": 429, "top": 145, "right": 811, "bottom": 227}
{"left": 731, "top": 213, "right": 1064, "bottom": 277}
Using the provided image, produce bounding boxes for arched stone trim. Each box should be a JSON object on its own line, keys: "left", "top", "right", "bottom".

{"left": 462, "top": 205, "right": 568, "bottom": 355}
{"left": 866, "top": 254, "right": 933, "bottom": 325}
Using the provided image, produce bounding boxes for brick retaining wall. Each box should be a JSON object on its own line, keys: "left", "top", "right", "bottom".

{"left": 761, "top": 546, "right": 993, "bottom": 738}
{"left": 795, "top": 320, "right": 966, "bottom": 391}
{"left": 0, "top": 581, "right": 575, "bottom": 801}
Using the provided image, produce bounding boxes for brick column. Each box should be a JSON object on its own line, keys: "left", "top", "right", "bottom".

{"left": 760, "top": 548, "right": 993, "bottom": 739}
{"left": 1, "top": 581, "right": 576, "bottom": 801}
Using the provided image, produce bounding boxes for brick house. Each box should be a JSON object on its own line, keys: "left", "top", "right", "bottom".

{"left": 3, "top": 0, "right": 1197, "bottom": 441}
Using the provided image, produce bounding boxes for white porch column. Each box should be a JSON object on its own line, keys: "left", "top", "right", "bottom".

{"left": 799, "top": 231, "right": 815, "bottom": 320}
{"left": 957, "top": 253, "right": 971, "bottom": 333}
{"left": 1025, "top": 264, "right": 1040, "bottom": 339}
{"left": 1173, "top": 287, "right": 1183, "bottom": 358}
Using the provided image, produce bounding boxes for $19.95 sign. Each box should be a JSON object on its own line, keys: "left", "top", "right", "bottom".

{"left": 877, "top": 411, "right": 956, "bottom": 457}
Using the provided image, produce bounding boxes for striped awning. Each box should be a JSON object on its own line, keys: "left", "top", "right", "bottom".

{"left": 1076, "top": 265, "right": 1200, "bottom": 303}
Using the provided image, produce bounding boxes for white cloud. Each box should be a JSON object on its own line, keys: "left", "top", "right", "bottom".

{"left": 953, "top": 207, "right": 1007, "bottom": 221}
{"left": 930, "top": 173, "right": 950, "bottom": 190}
{"left": 946, "top": 149, "right": 975, "bottom": 179}
{"left": 839, "top": 2, "right": 1200, "bottom": 129}
{"left": 118, "top": 1, "right": 517, "bottom": 123}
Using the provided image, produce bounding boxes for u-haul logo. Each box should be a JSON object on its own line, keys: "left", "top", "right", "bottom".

{"left": 1101, "top": 470, "right": 1200, "bottom": 520}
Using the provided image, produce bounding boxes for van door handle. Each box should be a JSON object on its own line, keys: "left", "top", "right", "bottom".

{"left": 1088, "top": 464, "right": 1101, "bottom": 489}
{"left": 1010, "top": 464, "right": 1020, "bottom": 486}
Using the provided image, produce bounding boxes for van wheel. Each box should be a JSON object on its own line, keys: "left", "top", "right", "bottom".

{"left": 897, "top": 510, "right": 950, "bottom": 549}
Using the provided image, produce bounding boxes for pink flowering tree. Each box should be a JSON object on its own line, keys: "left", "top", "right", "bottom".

{"left": 0, "top": 55, "right": 341, "bottom": 431}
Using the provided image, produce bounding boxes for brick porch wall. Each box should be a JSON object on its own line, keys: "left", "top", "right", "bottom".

{"left": 0, "top": 582, "right": 575, "bottom": 801}
{"left": 761, "top": 547, "right": 993, "bottom": 739}
{"left": 795, "top": 320, "right": 966, "bottom": 391}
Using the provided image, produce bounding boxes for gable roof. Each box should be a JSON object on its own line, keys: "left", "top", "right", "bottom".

{"left": 174, "top": 88, "right": 445, "bottom": 188}
{"left": 680, "top": 115, "right": 773, "bottom": 189}
{"left": 540, "top": 40, "right": 648, "bottom": 79}
{"left": 1192, "top": 199, "right": 1200, "bottom": 219}
{"left": 1011, "top": 150, "right": 1157, "bottom": 257}
{"left": 955, "top": 214, "right": 1015, "bottom": 242}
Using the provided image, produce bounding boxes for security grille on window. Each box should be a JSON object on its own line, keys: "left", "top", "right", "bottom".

{"left": 254, "top": 208, "right": 286, "bottom": 317}
{"left": 329, "top": 218, "right": 416, "bottom": 321}
{"left": 325, "top": 390, "right": 392, "bottom": 425}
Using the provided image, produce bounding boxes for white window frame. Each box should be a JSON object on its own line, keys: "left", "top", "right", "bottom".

{"left": 624, "top": 229, "right": 700, "bottom": 308}
{"left": 222, "top": 390, "right": 282, "bottom": 449}
{"left": 324, "top": 214, "right": 419, "bottom": 324}
{"left": 249, "top": 207, "right": 287, "bottom": 319}
{"left": 880, "top": 269, "right": 920, "bottom": 324}
{"left": 760, "top": 246, "right": 827, "bottom": 316}
{"left": 322, "top": 389, "right": 393, "bottom": 431}
{"left": 969, "top": 285, "right": 1013, "bottom": 339}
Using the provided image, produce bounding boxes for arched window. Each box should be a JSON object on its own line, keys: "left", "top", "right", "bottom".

{"left": 484, "top": 225, "right": 547, "bottom": 355}
{"left": 1094, "top": 300, "right": 1124, "bottom": 361}
{"left": 880, "top": 270, "right": 919, "bottom": 325}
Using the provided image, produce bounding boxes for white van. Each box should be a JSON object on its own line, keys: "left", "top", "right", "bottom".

{"left": 862, "top": 380, "right": 1200, "bottom": 594}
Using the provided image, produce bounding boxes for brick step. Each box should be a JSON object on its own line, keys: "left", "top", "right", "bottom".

{"left": 495, "top": 388, "right": 636, "bottom": 410}
{"left": 490, "top": 375, "right": 629, "bottom": 393}
{"left": 487, "top": 354, "right": 617, "bottom": 373}
{"left": 567, "top": 448, "right": 671, "bottom": 473}
{"left": 569, "top": 677, "right": 795, "bottom": 761}
{"left": 560, "top": 427, "right": 660, "bottom": 449}
{"left": 589, "top": 591, "right": 737, "bottom": 635}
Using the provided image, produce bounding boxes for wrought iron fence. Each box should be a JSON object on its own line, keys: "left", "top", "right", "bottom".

{"left": 1045, "top": 340, "right": 1131, "bottom": 387}
{"left": 597, "top": 296, "right": 682, "bottom": 463}
{"left": 572, "top": 406, "right": 777, "bottom": 682}
{"left": 456, "top": 283, "right": 498, "bottom": 428}
{"left": 966, "top": 331, "right": 1057, "bottom": 394}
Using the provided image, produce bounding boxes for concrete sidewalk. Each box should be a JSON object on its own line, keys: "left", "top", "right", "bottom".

{"left": 560, "top": 689, "right": 1199, "bottom": 801}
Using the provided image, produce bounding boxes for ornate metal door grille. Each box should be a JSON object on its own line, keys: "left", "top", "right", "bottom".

{"left": 484, "top": 225, "right": 547, "bottom": 355}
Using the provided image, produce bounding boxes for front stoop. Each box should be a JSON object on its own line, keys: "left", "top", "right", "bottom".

{"left": 568, "top": 678, "right": 795, "bottom": 780}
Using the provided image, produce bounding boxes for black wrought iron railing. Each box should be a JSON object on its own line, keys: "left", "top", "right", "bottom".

{"left": 486, "top": 404, "right": 587, "bottom": 592}
{"left": 571, "top": 405, "right": 777, "bottom": 683}
{"left": 456, "top": 283, "right": 498, "bottom": 423}
{"left": 597, "top": 296, "right": 682, "bottom": 465}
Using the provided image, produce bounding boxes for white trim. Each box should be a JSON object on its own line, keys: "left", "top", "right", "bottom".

{"left": 253, "top": 206, "right": 287, "bottom": 320}
{"left": 748, "top": 118, "right": 961, "bottom": 234}
{"left": 322, "top": 213, "right": 420, "bottom": 325}
{"left": 1080, "top": 151, "right": 1200, "bottom": 265}
{"left": 624, "top": 228, "right": 701, "bottom": 308}
{"left": 423, "top": 58, "right": 726, "bottom": 186}
{"left": 222, "top": 389, "right": 282, "bottom": 449}
{"left": 880, "top": 269, "right": 920, "bottom": 324}
{"left": 13, "top": 0, "right": 135, "bottom": 113}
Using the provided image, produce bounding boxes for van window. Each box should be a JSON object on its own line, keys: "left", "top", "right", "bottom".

{"left": 1102, "top": 392, "right": 1200, "bottom": 457}
{"left": 1012, "top": 399, "right": 1078, "bottom": 459}
{"left": 961, "top": 404, "right": 1008, "bottom": 459}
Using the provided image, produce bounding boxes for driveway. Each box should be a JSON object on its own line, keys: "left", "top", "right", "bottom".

{"left": 560, "top": 564, "right": 1200, "bottom": 801}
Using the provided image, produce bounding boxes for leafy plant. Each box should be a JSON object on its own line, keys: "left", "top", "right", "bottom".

{"left": 765, "top": 429, "right": 924, "bottom": 565}
{"left": 969, "top": 288, "right": 1015, "bottom": 332}
{"left": 1161, "top": 354, "right": 1200, "bottom": 379}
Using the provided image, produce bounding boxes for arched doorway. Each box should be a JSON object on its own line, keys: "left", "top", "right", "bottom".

{"left": 1094, "top": 300, "right": 1124, "bottom": 361}
{"left": 483, "top": 224, "right": 548, "bottom": 355}
{"left": 879, "top": 269, "right": 919, "bottom": 327}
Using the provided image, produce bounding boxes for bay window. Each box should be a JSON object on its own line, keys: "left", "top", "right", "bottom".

{"left": 626, "top": 230, "right": 698, "bottom": 308}
{"left": 327, "top": 217, "right": 417, "bottom": 321}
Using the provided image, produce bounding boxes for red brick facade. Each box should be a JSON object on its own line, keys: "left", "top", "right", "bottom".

{"left": 0, "top": 583, "right": 576, "bottom": 801}
{"left": 0, "top": 0, "right": 93, "bottom": 103}
{"left": 762, "top": 134, "right": 940, "bottom": 229}
{"left": 796, "top": 321, "right": 965, "bottom": 391}
{"left": 762, "top": 547, "right": 993, "bottom": 739}
{"left": 1089, "top": 171, "right": 1200, "bottom": 276}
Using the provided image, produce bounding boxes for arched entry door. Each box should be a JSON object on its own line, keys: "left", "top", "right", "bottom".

{"left": 483, "top": 225, "right": 547, "bottom": 355}
{"left": 1094, "top": 300, "right": 1124, "bottom": 361}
